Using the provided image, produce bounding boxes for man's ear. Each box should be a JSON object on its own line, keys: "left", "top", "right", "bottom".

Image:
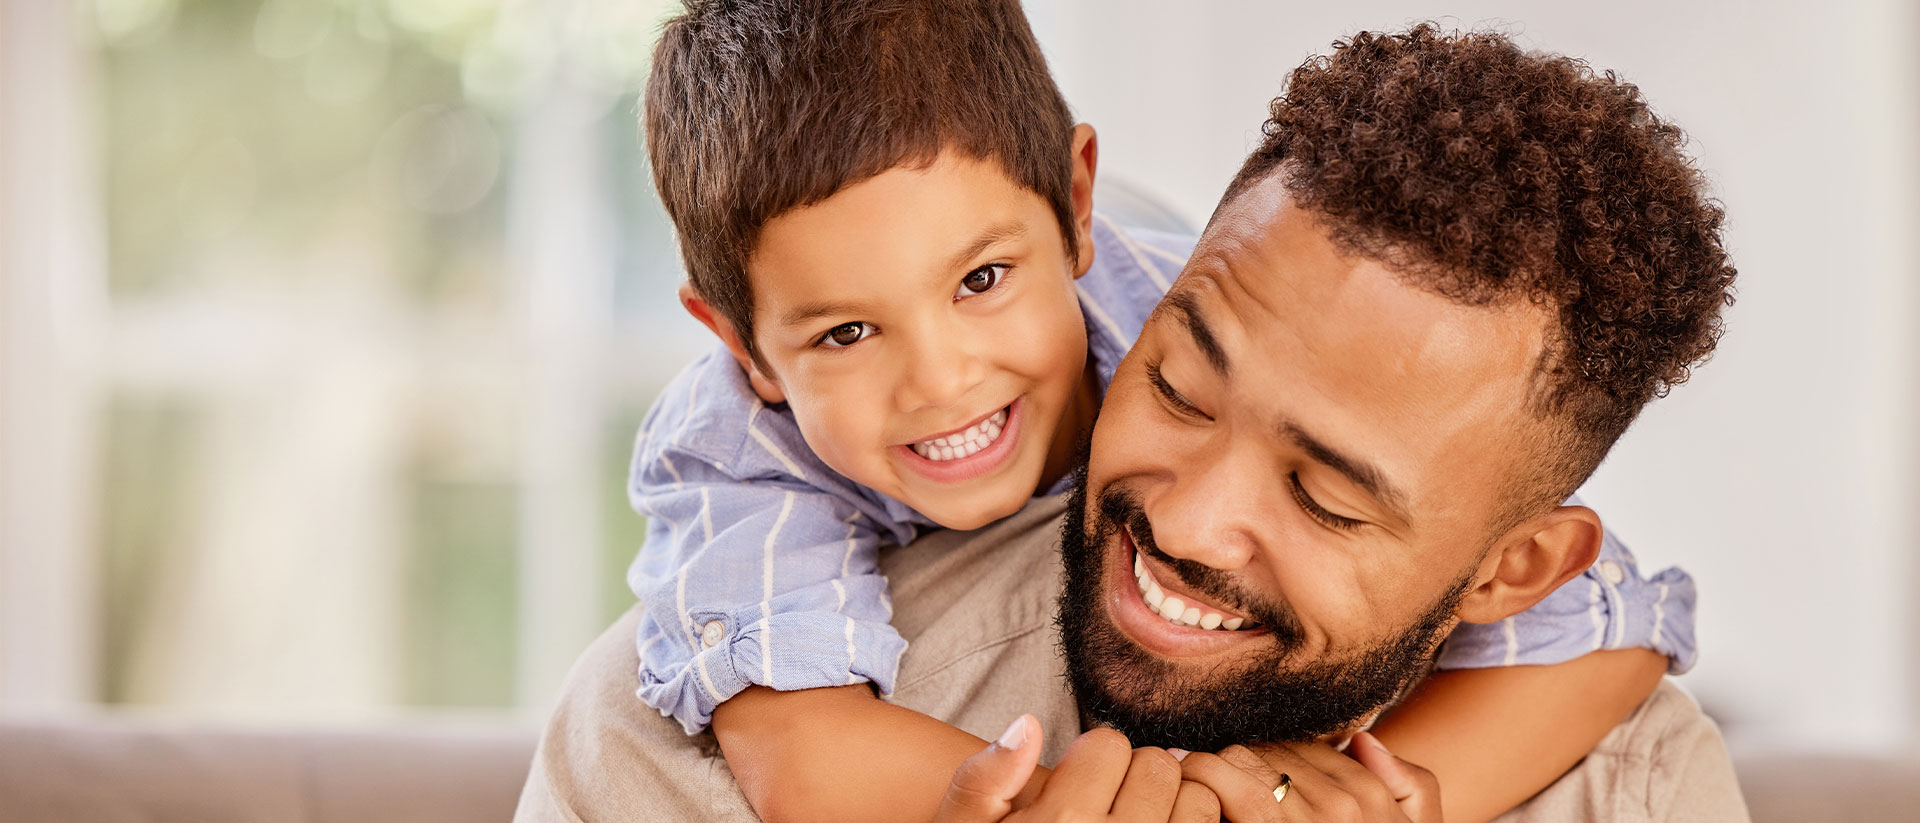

{"left": 1456, "top": 504, "right": 1604, "bottom": 625}
{"left": 1068, "top": 123, "right": 1099, "bottom": 278}
{"left": 678, "top": 283, "right": 785, "bottom": 404}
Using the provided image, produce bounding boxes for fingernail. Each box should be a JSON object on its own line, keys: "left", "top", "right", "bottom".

{"left": 1359, "top": 732, "right": 1388, "bottom": 753}
{"left": 995, "top": 715, "right": 1029, "bottom": 750}
{"left": 1168, "top": 748, "right": 1190, "bottom": 761}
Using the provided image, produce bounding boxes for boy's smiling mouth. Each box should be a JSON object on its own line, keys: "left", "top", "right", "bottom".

{"left": 893, "top": 398, "right": 1025, "bottom": 484}
{"left": 908, "top": 405, "right": 1010, "bottom": 461}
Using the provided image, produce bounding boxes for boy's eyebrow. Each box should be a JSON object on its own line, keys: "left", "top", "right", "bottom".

{"left": 777, "top": 221, "right": 1031, "bottom": 329}
{"left": 939, "top": 220, "right": 1028, "bottom": 279}
{"left": 780, "top": 298, "right": 873, "bottom": 329}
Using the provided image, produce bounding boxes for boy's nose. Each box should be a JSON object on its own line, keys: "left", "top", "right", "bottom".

{"left": 896, "top": 332, "right": 986, "bottom": 412}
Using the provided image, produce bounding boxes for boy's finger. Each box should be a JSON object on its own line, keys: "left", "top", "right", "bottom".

{"left": 1348, "top": 732, "right": 1443, "bottom": 823}
{"left": 933, "top": 714, "right": 1044, "bottom": 823}
{"left": 1028, "top": 727, "right": 1134, "bottom": 815}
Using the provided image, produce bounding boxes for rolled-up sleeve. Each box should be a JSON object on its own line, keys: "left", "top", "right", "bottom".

{"left": 1439, "top": 512, "right": 1698, "bottom": 674}
{"left": 624, "top": 355, "right": 915, "bottom": 734}
{"left": 629, "top": 454, "right": 909, "bottom": 734}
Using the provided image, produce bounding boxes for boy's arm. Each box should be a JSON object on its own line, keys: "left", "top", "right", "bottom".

{"left": 1370, "top": 648, "right": 1668, "bottom": 823}
{"left": 714, "top": 684, "right": 1049, "bottom": 823}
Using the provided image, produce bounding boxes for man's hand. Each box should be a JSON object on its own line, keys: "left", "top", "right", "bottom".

{"left": 934, "top": 717, "right": 1222, "bottom": 822}
{"left": 1175, "top": 732, "right": 1441, "bottom": 822}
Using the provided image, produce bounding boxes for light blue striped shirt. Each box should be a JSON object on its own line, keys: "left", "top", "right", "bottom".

{"left": 627, "top": 216, "right": 1697, "bottom": 734}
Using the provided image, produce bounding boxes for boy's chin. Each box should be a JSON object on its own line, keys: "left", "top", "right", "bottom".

{"left": 908, "top": 486, "right": 1030, "bottom": 531}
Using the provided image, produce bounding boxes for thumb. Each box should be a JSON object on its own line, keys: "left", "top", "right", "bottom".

{"left": 933, "top": 714, "right": 1044, "bottom": 823}
{"left": 1348, "top": 732, "right": 1442, "bottom": 823}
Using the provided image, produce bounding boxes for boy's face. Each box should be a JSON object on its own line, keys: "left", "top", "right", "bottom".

{"left": 739, "top": 149, "right": 1095, "bottom": 529}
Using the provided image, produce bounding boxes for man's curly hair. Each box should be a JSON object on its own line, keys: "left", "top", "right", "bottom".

{"left": 1223, "top": 24, "right": 1737, "bottom": 509}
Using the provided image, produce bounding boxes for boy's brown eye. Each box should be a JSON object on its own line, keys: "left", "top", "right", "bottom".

{"left": 820, "top": 322, "right": 872, "bottom": 348}
{"left": 955, "top": 264, "right": 1007, "bottom": 298}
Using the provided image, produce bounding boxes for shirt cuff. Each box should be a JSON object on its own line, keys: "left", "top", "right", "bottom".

{"left": 1437, "top": 556, "right": 1698, "bottom": 674}
{"left": 635, "top": 606, "right": 910, "bottom": 735}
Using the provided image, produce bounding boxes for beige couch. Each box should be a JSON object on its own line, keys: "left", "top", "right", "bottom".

{"left": 2, "top": 717, "right": 1915, "bottom": 822}
{"left": 0, "top": 718, "right": 532, "bottom": 823}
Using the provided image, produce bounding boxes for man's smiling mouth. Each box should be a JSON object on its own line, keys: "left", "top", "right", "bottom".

{"left": 1132, "top": 545, "right": 1258, "bottom": 632}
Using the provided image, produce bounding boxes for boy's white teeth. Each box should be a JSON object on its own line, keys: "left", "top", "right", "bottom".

{"left": 1133, "top": 550, "right": 1255, "bottom": 632}
{"left": 910, "top": 407, "right": 1009, "bottom": 461}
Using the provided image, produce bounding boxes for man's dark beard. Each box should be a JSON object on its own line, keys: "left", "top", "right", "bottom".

{"left": 1056, "top": 467, "right": 1472, "bottom": 751}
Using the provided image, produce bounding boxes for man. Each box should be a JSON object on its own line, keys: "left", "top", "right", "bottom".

{"left": 517, "top": 26, "right": 1746, "bottom": 823}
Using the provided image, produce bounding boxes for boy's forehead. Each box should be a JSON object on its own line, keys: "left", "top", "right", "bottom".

{"left": 746, "top": 152, "right": 1062, "bottom": 320}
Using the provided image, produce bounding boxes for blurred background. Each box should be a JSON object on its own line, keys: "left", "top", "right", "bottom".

{"left": 1, "top": 0, "right": 1914, "bottom": 780}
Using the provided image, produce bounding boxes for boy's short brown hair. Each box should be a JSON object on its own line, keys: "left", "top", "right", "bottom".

{"left": 646, "top": 0, "right": 1079, "bottom": 360}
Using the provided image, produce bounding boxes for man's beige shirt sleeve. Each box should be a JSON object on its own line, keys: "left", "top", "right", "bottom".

{"left": 515, "top": 493, "right": 1749, "bottom": 822}
{"left": 1494, "top": 681, "right": 1751, "bottom": 823}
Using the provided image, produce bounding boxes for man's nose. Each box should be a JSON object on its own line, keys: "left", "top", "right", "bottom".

{"left": 1144, "top": 447, "right": 1266, "bottom": 572}
{"left": 894, "top": 324, "right": 986, "bottom": 412}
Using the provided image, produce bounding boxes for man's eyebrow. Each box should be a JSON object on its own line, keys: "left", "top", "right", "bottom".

{"left": 1281, "top": 421, "right": 1411, "bottom": 522}
{"left": 776, "top": 221, "right": 1028, "bottom": 330}
{"left": 1164, "top": 290, "right": 1230, "bottom": 376}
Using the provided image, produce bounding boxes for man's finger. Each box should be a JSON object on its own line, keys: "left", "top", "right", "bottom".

{"left": 1027, "top": 727, "right": 1136, "bottom": 816}
{"left": 1109, "top": 747, "right": 1184, "bottom": 822}
{"left": 1168, "top": 780, "right": 1224, "bottom": 823}
{"left": 933, "top": 714, "right": 1044, "bottom": 823}
{"left": 1216, "top": 744, "right": 1284, "bottom": 786}
{"left": 1178, "top": 750, "right": 1304, "bottom": 821}
{"left": 1348, "top": 732, "right": 1443, "bottom": 823}
{"left": 1271, "top": 740, "right": 1401, "bottom": 816}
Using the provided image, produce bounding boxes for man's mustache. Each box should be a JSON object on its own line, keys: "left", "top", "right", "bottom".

{"left": 1098, "top": 485, "right": 1306, "bottom": 647}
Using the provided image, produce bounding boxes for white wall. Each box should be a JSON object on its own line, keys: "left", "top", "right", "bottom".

{"left": 1029, "top": 0, "right": 1920, "bottom": 754}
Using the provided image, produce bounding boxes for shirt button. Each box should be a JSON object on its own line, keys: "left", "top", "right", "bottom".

{"left": 700, "top": 621, "right": 725, "bottom": 648}
{"left": 1599, "top": 561, "right": 1625, "bottom": 585}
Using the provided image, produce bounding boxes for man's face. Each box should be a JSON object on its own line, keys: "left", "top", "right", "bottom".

{"left": 1060, "top": 172, "right": 1555, "bottom": 748}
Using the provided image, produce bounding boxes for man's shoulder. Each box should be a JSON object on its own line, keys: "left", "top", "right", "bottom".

{"left": 1496, "top": 681, "right": 1751, "bottom": 823}
{"left": 514, "top": 606, "right": 760, "bottom": 823}
{"left": 514, "top": 496, "right": 1082, "bottom": 821}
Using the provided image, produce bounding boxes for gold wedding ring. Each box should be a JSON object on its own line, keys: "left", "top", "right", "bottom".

{"left": 1272, "top": 773, "right": 1293, "bottom": 804}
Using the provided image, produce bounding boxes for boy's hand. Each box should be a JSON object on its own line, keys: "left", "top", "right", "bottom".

{"left": 1174, "top": 731, "right": 1441, "bottom": 823}
{"left": 935, "top": 718, "right": 1221, "bottom": 822}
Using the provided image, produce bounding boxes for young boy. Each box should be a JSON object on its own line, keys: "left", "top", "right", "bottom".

{"left": 629, "top": 2, "right": 1696, "bottom": 821}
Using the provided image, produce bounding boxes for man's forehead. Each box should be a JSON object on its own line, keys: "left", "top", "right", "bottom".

{"left": 1178, "top": 182, "right": 1552, "bottom": 403}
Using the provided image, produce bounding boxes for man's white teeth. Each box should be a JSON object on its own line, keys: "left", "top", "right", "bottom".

{"left": 1133, "top": 550, "right": 1254, "bottom": 631}
{"left": 910, "top": 407, "right": 1008, "bottom": 461}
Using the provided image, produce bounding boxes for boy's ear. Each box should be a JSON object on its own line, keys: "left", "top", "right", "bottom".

{"left": 678, "top": 283, "right": 786, "bottom": 404}
{"left": 1068, "top": 123, "right": 1099, "bottom": 278}
{"left": 1455, "top": 504, "right": 1605, "bottom": 625}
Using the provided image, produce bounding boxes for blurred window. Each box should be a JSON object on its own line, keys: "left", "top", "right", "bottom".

{"left": 44, "top": 0, "right": 697, "bottom": 716}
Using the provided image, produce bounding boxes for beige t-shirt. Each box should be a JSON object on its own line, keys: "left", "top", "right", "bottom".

{"left": 514, "top": 494, "right": 1749, "bottom": 822}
